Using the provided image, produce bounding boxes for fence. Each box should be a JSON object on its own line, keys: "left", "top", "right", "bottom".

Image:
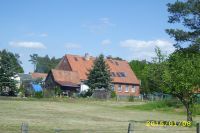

{"left": 21, "top": 122, "right": 200, "bottom": 133}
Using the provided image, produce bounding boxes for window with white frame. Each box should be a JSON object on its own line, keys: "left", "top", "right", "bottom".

{"left": 132, "top": 85, "right": 136, "bottom": 92}
{"left": 111, "top": 84, "right": 115, "bottom": 91}
{"left": 118, "top": 85, "right": 122, "bottom": 92}
{"left": 125, "top": 85, "right": 129, "bottom": 92}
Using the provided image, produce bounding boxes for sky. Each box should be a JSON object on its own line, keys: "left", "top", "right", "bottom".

{"left": 0, "top": 0, "right": 177, "bottom": 73}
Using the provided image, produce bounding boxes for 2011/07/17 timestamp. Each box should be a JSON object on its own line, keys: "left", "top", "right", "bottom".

{"left": 145, "top": 120, "right": 192, "bottom": 127}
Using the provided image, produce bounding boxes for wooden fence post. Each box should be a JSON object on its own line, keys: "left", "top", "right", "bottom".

{"left": 128, "top": 122, "right": 134, "bottom": 133}
{"left": 197, "top": 123, "right": 200, "bottom": 133}
{"left": 21, "top": 123, "right": 28, "bottom": 133}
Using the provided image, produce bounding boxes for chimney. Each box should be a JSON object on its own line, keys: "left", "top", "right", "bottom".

{"left": 84, "top": 53, "right": 90, "bottom": 60}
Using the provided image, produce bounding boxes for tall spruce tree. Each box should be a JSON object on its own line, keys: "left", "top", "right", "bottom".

{"left": 86, "top": 54, "right": 112, "bottom": 93}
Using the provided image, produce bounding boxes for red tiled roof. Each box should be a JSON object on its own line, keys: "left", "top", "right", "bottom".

{"left": 31, "top": 73, "right": 47, "bottom": 79}
{"left": 65, "top": 54, "right": 140, "bottom": 85}
{"left": 51, "top": 69, "right": 80, "bottom": 86}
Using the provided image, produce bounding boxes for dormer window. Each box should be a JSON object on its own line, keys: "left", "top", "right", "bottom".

{"left": 115, "top": 61, "right": 119, "bottom": 66}
{"left": 74, "top": 57, "right": 78, "bottom": 61}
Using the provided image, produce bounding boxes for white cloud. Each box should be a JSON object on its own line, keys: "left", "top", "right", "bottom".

{"left": 101, "top": 39, "right": 112, "bottom": 45}
{"left": 39, "top": 33, "right": 48, "bottom": 37}
{"left": 83, "top": 17, "right": 115, "bottom": 34}
{"left": 65, "top": 43, "right": 81, "bottom": 50}
{"left": 9, "top": 41, "right": 46, "bottom": 49}
{"left": 120, "top": 39, "right": 175, "bottom": 60}
{"left": 26, "top": 32, "right": 48, "bottom": 37}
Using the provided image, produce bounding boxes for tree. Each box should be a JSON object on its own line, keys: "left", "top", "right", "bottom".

{"left": 166, "top": 0, "right": 200, "bottom": 50}
{"left": 106, "top": 55, "right": 124, "bottom": 61}
{"left": 146, "top": 47, "right": 167, "bottom": 94}
{"left": 129, "top": 59, "right": 149, "bottom": 94}
{"left": 162, "top": 51, "right": 200, "bottom": 121}
{"left": 29, "top": 54, "right": 61, "bottom": 73}
{"left": 29, "top": 54, "right": 38, "bottom": 71}
{"left": 165, "top": 0, "right": 200, "bottom": 121}
{"left": 0, "top": 49, "right": 24, "bottom": 96}
{"left": 129, "top": 47, "right": 167, "bottom": 94}
{"left": 86, "top": 54, "right": 112, "bottom": 94}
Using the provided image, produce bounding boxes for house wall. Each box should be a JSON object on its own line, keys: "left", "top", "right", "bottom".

{"left": 80, "top": 83, "right": 89, "bottom": 92}
{"left": 113, "top": 83, "right": 140, "bottom": 97}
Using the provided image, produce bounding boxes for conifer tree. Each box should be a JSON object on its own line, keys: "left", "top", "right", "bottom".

{"left": 86, "top": 54, "right": 112, "bottom": 93}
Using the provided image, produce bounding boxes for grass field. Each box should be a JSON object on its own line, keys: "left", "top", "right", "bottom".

{"left": 0, "top": 97, "right": 199, "bottom": 133}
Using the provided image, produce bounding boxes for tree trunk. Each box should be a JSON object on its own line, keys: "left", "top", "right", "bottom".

{"left": 185, "top": 103, "right": 193, "bottom": 121}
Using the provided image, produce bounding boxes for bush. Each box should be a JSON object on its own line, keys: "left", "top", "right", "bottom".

{"left": 129, "top": 95, "right": 135, "bottom": 102}
{"left": 79, "top": 90, "right": 93, "bottom": 97}
{"left": 34, "top": 91, "right": 43, "bottom": 98}
{"left": 111, "top": 91, "right": 116, "bottom": 98}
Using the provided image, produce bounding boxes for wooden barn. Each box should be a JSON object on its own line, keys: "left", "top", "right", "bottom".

{"left": 45, "top": 69, "right": 80, "bottom": 96}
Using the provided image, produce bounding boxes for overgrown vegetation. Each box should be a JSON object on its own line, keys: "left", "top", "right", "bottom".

{"left": 123, "top": 100, "right": 200, "bottom": 116}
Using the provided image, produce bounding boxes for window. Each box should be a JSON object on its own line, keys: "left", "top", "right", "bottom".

{"left": 111, "top": 72, "right": 116, "bottom": 77}
{"left": 118, "top": 85, "right": 122, "bottom": 92}
{"left": 119, "top": 72, "right": 127, "bottom": 77}
{"left": 132, "top": 85, "right": 136, "bottom": 92}
{"left": 115, "top": 61, "right": 119, "bottom": 66}
{"left": 125, "top": 85, "right": 129, "bottom": 92}
{"left": 116, "top": 72, "right": 121, "bottom": 77}
{"left": 63, "top": 59, "right": 66, "bottom": 63}
{"left": 111, "top": 84, "right": 115, "bottom": 91}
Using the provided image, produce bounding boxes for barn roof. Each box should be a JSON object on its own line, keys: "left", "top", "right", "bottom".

{"left": 51, "top": 69, "right": 80, "bottom": 87}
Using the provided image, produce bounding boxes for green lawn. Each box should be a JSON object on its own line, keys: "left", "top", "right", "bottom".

{"left": 0, "top": 98, "right": 199, "bottom": 133}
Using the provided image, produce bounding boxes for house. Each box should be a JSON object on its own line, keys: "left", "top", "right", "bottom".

{"left": 14, "top": 73, "right": 32, "bottom": 89}
{"left": 31, "top": 72, "right": 47, "bottom": 81}
{"left": 45, "top": 69, "right": 80, "bottom": 96}
{"left": 52, "top": 53, "right": 140, "bottom": 97}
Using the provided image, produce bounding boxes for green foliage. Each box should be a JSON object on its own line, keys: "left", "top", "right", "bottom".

{"left": 165, "top": 0, "right": 200, "bottom": 121}
{"left": 166, "top": 0, "right": 200, "bottom": 49}
{"left": 0, "top": 49, "right": 24, "bottom": 96}
{"left": 129, "top": 60, "right": 148, "bottom": 93}
{"left": 54, "top": 86, "right": 62, "bottom": 96}
{"left": 43, "top": 89, "right": 55, "bottom": 98}
{"left": 106, "top": 55, "right": 124, "bottom": 61}
{"left": 86, "top": 54, "right": 112, "bottom": 92}
{"left": 124, "top": 100, "right": 181, "bottom": 111}
{"left": 110, "top": 91, "right": 116, "bottom": 98}
{"left": 128, "top": 95, "right": 135, "bottom": 102}
{"left": 29, "top": 54, "right": 61, "bottom": 73}
{"left": 34, "top": 91, "right": 43, "bottom": 98}
{"left": 162, "top": 52, "right": 200, "bottom": 119}
{"left": 18, "top": 84, "right": 25, "bottom": 97}
{"left": 79, "top": 90, "right": 93, "bottom": 97}
{"left": 145, "top": 47, "right": 167, "bottom": 93}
